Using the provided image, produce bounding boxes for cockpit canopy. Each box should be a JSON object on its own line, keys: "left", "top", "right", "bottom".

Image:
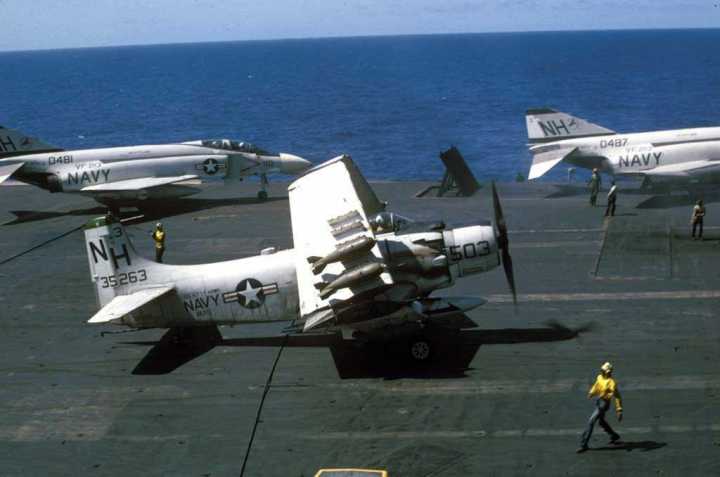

{"left": 370, "top": 212, "right": 414, "bottom": 233}
{"left": 370, "top": 212, "right": 448, "bottom": 234}
{"left": 200, "top": 139, "right": 273, "bottom": 156}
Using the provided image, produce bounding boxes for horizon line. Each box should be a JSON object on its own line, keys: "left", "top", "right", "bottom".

{"left": 1, "top": 26, "right": 719, "bottom": 54}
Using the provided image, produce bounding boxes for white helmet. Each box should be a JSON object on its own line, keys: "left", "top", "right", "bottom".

{"left": 601, "top": 362, "right": 613, "bottom": 373}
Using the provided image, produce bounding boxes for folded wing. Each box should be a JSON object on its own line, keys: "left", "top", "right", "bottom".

{"left": 288, "top": 155, "right": 390, "bottom": 331}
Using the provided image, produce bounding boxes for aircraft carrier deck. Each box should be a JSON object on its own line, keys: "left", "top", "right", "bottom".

{"left": 1, "top": 180, "right": 719, "bottom": 476}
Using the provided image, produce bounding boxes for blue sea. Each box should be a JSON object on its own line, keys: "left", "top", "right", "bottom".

{"left": 1, "top": 29, "right": 719, "bottom": 182}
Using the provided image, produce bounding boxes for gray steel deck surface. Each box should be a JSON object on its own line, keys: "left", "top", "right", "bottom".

{"left": 0, "top": 181, "right": 718, "bottom": 476}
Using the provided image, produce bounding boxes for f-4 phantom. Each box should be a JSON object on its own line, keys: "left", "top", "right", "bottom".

{"left": 0, "top": 125, "right": 311, "bottom": 205}
{"left": 83, "top": 155, "right": 516, "bottom": 367}
{"left": 526, "top": 108, "right": 720, "bottom": 186}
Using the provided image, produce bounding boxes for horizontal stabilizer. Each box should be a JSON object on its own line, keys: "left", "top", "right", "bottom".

{"left": 0, "top": 162, "right": 25, "bottom": 184}
{"left": 528, "top": 146, "right": 577, "bottom": 180}
{"left": 81, "top": 175, "right": 199, "bottom": 192}
{"left": 88, "top": 286, "right": 175, "bottom": 324}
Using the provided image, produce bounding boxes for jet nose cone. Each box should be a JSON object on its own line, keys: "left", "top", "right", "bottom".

{"left": 278, "top": 153, "right": 312, "bottom": 174}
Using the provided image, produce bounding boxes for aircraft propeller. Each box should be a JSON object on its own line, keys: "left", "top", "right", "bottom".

{"left": 491, "top": 181, "right": 517, "bottom": 307}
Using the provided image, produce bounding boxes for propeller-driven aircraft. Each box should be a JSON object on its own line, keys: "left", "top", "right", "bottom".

{"left": 526, "top": 108, "right": 720, "bottom": 187}
{"left": 0, "top": 125, "right": 311, "bottom": 205}
{"left": 83, "top": 155, "right": 515, "bottom": 366}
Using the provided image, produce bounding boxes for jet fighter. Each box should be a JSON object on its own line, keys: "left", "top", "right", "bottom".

{"left": 82, "top": 155, "right": 516, "bottom": 365}
{"left": 0, "top": 125, "right": 311, "bottom": 205}
{"left": 526, "top": 108, "right": 720, "bottom": 187}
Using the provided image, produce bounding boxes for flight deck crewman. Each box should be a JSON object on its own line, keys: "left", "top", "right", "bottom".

{"left": 152, "top": 222, "right": 166, "bottom": 263}
{"left": 588, "top": 168, "right": 601, "bottom": 206}
{"left": 577, "top": 361, "right": 623, "bottom": 453}
{"left": 605, "top": 181, "right": 617, "bottom": 217}
{"left": 691, "top": 199, "right": 705, "bottom": 240}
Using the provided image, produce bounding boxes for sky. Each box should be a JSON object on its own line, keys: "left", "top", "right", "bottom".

{"left": 0, "top": 0, "right": 718, "bottom": 51}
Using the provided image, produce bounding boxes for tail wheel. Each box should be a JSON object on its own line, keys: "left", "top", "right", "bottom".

{"left": 409, "top": 338, "right": 432, "bottom": 362}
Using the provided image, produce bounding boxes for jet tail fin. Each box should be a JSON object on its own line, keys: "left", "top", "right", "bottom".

{"left": 526, "top": 108, "right": 615, "bottom": 144}
{"left": 0, "top": 126, "right": 62, "bottom": 158}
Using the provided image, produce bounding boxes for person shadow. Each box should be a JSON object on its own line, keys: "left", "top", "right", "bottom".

{"left": 592, "top": 441, "right": 667, "bottom": 452}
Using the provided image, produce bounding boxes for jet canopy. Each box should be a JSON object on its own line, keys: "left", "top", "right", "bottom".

{"left": 200, "top": 139, "right": 273, "bottom": 155}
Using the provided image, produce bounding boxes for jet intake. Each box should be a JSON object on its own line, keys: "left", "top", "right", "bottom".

{"left": 45, "top": 174, "right": 63, "bottom": 193}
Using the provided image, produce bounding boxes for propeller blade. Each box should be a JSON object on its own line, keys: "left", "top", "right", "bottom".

{"left": 491, "top": 181, "right": 506, "bottom": 229}
{"left": 502, "top": 248, "right": 517, "bottom": 306}
{"left": 492, "top": 181, "right": 517, "bottom": 308}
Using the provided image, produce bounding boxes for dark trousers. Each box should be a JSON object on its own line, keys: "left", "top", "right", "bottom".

{"left": 590, "top": 190, "right": 598, "bottom": 206}
{"left": 580, "top": 399, "right": 618, "bottom": 448}
{"left": 155, "top": 247, "right": 164, "bottom": 263}
{"left": 692, "top": 219, "right": 704, "bottom": 238}
{"left": 605, "top": 198, "right": 616, "bottom": 217}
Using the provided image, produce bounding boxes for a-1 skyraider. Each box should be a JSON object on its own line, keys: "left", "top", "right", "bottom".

{"left": 0, "top": 126, "right": 311, "bottom": 205}
{"left": 83, "top": 155, "right": 516, "bottom": 365}
{"left": 526, "top": 108, "right": 720, "bottom": 186}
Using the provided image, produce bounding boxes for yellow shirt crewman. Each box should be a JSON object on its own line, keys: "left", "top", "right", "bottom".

{"left": 578, "top": 362, "right": 622, "bottom": 453}
{"left": 152, "top": 222, "right": 166, "bottom": 263}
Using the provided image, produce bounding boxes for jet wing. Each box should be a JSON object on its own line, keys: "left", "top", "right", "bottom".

{"left": 0, "top": 161, "right": 25, "bottom": 185}
{"left": 88, "top": 286, "right": 175, "bottom": 324}
{"left": 288, "top": 155, "right": 390, "bottom": 331}
{"left": 81, "top": 175, "right": 199, "bottom": 192}
{"left": 632, "top": 160, "right": 720, "bottom": 178}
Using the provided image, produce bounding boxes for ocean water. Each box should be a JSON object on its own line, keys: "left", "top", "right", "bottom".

{"left": 1, "top": 29, "right": 719, "bottom": 182}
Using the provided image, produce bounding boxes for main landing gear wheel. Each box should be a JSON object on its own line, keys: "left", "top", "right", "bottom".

{"left": 257, "top": 190, "right": 268, "bottom": 201}
{"left": 409, "top": 338, "right": 432, "bottom": 362}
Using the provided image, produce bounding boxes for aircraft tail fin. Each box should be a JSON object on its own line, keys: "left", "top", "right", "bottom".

{"left": 526, "top": 108, "right": 615, "bottom": 144}
{"left": 84, "top": 215, "right": 165, "bottom": 309}
{"left": 0, "top": 126, "right": 62, "bottom": 158}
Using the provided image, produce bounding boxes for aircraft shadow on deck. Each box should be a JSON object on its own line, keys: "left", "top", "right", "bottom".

{"left": 3, "top": 196, "right": 286, "bottom": 226}
{"left": 123, "top": 320, "right": 592, "bottom": 378}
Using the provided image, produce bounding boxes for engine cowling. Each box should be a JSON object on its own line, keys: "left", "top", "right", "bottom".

{"left": 443, "top": 225, "right": 499, "bottom": 279}
{"left": 380, "top": 224, "right": 499, "bottom": 298}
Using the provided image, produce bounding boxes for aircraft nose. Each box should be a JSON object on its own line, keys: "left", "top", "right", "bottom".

{"left": 278, "top": 153, "right": 312, "bottom": 174}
